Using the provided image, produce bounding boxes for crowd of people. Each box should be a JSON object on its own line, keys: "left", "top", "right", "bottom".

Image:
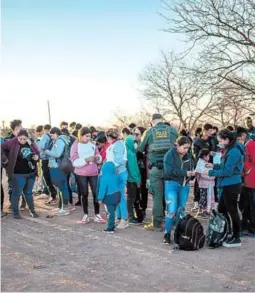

{"left": 1, "top": 114, "right": 255, "bottom": 248}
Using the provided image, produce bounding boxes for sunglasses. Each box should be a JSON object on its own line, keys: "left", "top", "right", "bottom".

{"left": 134, "top": 133, "right": 141, "bottom": 136}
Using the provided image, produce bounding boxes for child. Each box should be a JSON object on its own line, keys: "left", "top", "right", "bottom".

{"left": 196, "top": 149, "right": 215, "bottom": 218}
{"left": 97, "top": 162, "right": 121, "bottom": 233}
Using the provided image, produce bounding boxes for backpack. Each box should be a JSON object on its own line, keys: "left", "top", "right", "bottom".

{"left": 206, "top": 210, "right": 228, "bottom": 248}
{"left": 174, "top": 214, "right": 205, "bottom": 251}
{"left": 57, "top": 137, "right": 74, "bottom": 174}
{"left": 150, "top": 126, "right": 174, "bottom": 153}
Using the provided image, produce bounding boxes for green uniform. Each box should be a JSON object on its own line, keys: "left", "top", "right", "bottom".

{"left": 138, "top": 122, "right": 178, "bottom": 227}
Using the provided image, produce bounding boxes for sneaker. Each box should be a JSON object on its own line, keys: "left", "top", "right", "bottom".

{"left": 115, "top": 218, "right": 121, "bottom": 224}
{"left": 129, "top": 219, "right": 142, "bottom": 226}
{"left": 223, "top": 237, "right": 242, "bottom": 248}
{"left": 163, "top": 233, "right": 171, "bottom": 245}
{"left": 94, "top": 214, "right": 106, "bottom": 223}
{"left": 191, "top": 202, "right": 199, "bottom": 212}
{"left": 103, "top": 228, "right": 116, "bottom": 234}
{"left": 78, "top": 214, "right": 90, "bottom": 224}
{"left": 116, "top": 220, "right": 129, "bottom": 229}
{"left": 55, "top": 209, "right": 70, "bottom": 216}
{"left": 144, "top": 223, "right": 163, "bottom": 232}
{"left": 13, "top": 214, "right": 23, "bottom": 219}
{"left": 75, "top": 201, "right": 82, "bottom": 206}
{"left": 31, "top": 212, "right": 39, "bottom": 218}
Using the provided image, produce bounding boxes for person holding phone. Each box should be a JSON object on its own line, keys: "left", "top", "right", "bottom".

{"left": 163, "top": 136, "right": 195, "bottom": 244}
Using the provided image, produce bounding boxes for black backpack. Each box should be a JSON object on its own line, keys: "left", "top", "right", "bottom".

{"left": 174, "top": 214, "right": 205, "bottom": 251}
{"left": 57, "top": 137, "right": 74, "bottom": 174}
{"left": 206, "top": 210, "right": 229, "bottom": 248}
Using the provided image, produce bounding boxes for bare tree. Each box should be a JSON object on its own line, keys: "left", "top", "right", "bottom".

{"left": 202, "top": 80, "right": 255, "bottom": 126}
{"left": 139, "top": 52, "right": 218, "bottom": 131}
{"left": 113, "top": 108, "right": 152, "bottom": 130}
{"left": 161, "top": 0, "right": 255, "bottom": 99}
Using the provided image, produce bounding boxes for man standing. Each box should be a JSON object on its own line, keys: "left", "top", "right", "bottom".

{"left": 138, "top": 113, "right": 178, "bottom": 231}
{"left": 245, "top": 117, "right": 255, "bottom": 141}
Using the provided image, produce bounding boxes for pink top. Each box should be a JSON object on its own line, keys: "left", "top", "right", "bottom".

{"left": 197, "top": 172, "right": 215, "bottom": 189}
{"left": 70, "top": 141, "right": 101, "bottom": 177}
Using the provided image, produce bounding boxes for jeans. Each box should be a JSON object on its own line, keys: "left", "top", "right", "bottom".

{"left": 76, "top": 175, "right": 99, "bottom": 215}
{"left": 11, "top": 173, "right": 36, "bottom": 216}
{"left": 105, "top": 204, "right": 117, "bottom": 230}
{"left": 116, "top": 170, "right": 128, "bottom": 220}
{"left": 218, "top": 184, "right": 241, "bottom": 238}
{"left": 49, "top": 168, "right": 69, "bottom": 208}
{"left": 164, "top": 181, "right": 190, "bottom": 234}
{"left": 41, "top": 160, "right": 57, "bottom": 198}
{"left": 148, "top": 167, "right": 164, "bottom": 227}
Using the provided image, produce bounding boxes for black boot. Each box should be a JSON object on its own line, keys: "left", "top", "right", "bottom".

{"left": 163, "top": 233, "right": 171, "bottom": 245}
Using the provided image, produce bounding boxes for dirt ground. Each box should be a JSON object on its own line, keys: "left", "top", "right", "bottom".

{"left": 1, "top": 175, "right": 255, "bottom": 292}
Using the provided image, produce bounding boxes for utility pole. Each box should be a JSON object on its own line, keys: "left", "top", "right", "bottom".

{"left": 47, "top": 100, "right": 52, "bottom": 125}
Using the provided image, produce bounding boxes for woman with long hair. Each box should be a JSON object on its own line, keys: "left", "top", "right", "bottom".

{"left": 205, "top": 129, "right": 244, "bottom": 248}
{"left": 71, "top": 127, "right": 105, "bottom": 224}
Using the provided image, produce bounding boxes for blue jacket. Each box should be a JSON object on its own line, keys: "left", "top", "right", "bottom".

{"left": 97, "top": 162, "right": 120, "bottom": 204}
{"left": 38, "top": 133, "right": 51, "bottom": 160}
{"left": 106, "top": 140, "right": 127, "bottom": 174}
{"left": 45, "top": 135, "right": 70, "bottom": 168}
{"left": 209, "top": 142, "right": 244, "bottom": 187}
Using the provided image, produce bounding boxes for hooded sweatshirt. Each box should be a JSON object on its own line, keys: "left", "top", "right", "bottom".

{"left": 70, "top": 140, "right": 101, "bottom": 177}
{"left": 45, "top": 135, "right": 70, "bottom": 168}
{"left": 244, "top": 134, "right": 255, "bottom": 188}
{"left": 125, "top": 135, "right": 141, "bottom": 184}
{"left": 97, "top": 162, "right": 120, "bottom": 204}
{"left": 209, "top": 142, "right": 244, "bottom": 187}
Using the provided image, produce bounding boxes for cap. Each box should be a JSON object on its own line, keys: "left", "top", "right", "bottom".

{"left": 152, "top": 113, "right": 163, "bottom": 120}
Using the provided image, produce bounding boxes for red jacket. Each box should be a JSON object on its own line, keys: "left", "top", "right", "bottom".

{"left": 244, "top": 138, "right": 255, "bottom": 188}
{"left": 100, "top": 142, "right": 110, "bottom": 164}
{"left": 1, "top": 138, "right": 39, "bottom": 177}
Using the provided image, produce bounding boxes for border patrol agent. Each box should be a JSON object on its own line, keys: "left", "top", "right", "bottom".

{"left": 138, "top": 113, "right": 178, "bottom": 231}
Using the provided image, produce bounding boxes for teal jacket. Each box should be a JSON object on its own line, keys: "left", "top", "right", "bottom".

{"left": 164, "top": 147, "right": 194, "bottom": 186}
{"left": 125, "top": 135, "right": 141, "bottom": 184}
{"left": 209, "top": 142, "right": 244, "bottom": 187}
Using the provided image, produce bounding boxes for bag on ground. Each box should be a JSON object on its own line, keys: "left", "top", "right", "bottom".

{"left": 206, "top": 210, "right": 228, "bottom": 248}
{"left": 174, "top": 214, "right": 205, "bottom": 251}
